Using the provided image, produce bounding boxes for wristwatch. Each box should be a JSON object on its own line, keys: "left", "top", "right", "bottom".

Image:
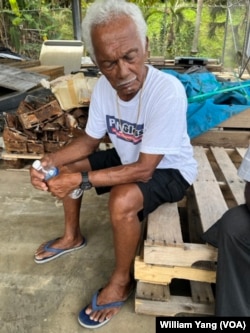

{"left": 80, "top": 171, "right": 92, "bottom": 190}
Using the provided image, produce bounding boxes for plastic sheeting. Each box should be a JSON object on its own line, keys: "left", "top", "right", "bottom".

{"left": 162, "top": 70, "right": 250, "bottom": 139}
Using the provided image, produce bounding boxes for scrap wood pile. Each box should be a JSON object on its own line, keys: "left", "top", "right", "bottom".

{"left": 2, "top": 72, "right": 98, "bottom": 155}
{"left": 2, "top": 96, "right": 88, "bottom": 154}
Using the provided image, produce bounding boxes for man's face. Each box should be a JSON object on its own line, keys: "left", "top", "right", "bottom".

{"left": 91, "top": 15, "right": 148, "bottom": 100}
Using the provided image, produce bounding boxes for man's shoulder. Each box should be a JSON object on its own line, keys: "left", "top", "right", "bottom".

{"left": 148, "top": 65, "right": 181, "bottom": 83}
{"left": 146, "top": 66, "right": 185, "bottom": 96}
{"left": 92, "top": 74, "right": 111, "bottom": 94}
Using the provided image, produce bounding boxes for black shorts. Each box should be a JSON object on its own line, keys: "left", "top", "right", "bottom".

{"left": 88, "top": 148, "right": 190, "bottom": 221}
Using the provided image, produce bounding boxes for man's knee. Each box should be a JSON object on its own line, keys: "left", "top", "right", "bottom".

{"left": 109, "top": 184, "right": 143, "bottom": 217}
{"left": 220, "top": 204, "right": 249, "bottom": 238}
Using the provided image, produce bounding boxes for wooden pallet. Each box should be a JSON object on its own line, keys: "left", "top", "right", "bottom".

{"left": 0, "top": 151, "right": 42, "bottom": 168}
{"left": 145, "top": 57, "right": 222, "bottom": 73}
{"left": 135, "top": 146, "right": 246, "bottom": 317}
{"left": 191, "top": 107, "right": 250, "bottom": 148}
{"left": 0, "top": 141, "right": 113, "bottom": 169}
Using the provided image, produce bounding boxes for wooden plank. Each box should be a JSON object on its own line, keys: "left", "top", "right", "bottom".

{"left": 0, "top": 141, "right": 111, "bottom": 163}
{"left": 1, "top": 151, "right": 42, "bottom": 160}
{"left": 210, "top": 147, "right": 245, "bottom": 205}
{"left": 0, "top": 64, "right": 48, "bottom": 92}
{"left": 191, "top": 130, "right": 250, "bottom": 148}
{"left": 136, "top": 280, "right": 214, "bottom": 314}
{"left": 143, "top": 242, "right": 217, "bottom": 267}
{"left": 134, "top": 257, "right": 216, "bottom": 284}
{"left": 193, "top": 146, "right": 228, "bottom": 232}
{"left": 146, "top": 202, "right": 183, "bottom": 245}
{"left": 190, "top": 281, "right": 215, "bottom": 303}
{"left": 236, "top": 147, "right": 247, "bottom": 159}
{"left": 23, "top": 65, "right": 64, "bottom": 80}
{"left": 225, "top": 147, "right": 246, "bottom": 166}
{"left": 218, "top": 108, "right": 250, "bottom": 128}
{"left": 136, "top": 282, "right": 170, "bottom": 301}
{"left": 135, "top": 294, "right": 214, "bottom": 317}
{"left": 5, "top": 60, "right": 41, "bottom": 68}
{"left": 194, "top": 146, "right": 217, "bottom": 181}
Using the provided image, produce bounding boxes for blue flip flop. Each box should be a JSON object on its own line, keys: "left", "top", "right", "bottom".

{"left": 78, "top": 288, "right": 133, "bottom": 329}
{"left": 34, "top": 238, "right": 87, "bottom": 264}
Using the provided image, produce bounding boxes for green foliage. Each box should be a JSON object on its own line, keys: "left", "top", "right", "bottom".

{"left": 9, "top": 25, "right": 21, "bottom": 50}
{"left": 50, "top": 7, "right": 74, "bottom": 39}
{"left": 0, "top": 1, "right": 76, "bottom": 58}
{"left": 0, "top": 0, "right": 248, "bottom": 70}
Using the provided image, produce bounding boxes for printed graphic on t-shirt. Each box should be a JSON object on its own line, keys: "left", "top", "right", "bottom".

{"left": 106, "top": 115, "right": 143, "bottom": 144}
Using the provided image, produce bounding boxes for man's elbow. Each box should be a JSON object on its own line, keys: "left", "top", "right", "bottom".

{"left": 136, "top": 169, "right": 154, "bottom": 183}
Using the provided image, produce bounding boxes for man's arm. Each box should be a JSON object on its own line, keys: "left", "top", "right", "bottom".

{"left": 46, "top": 131, "right": 101, "bottom": 168}
{"left": 43, "top": 151, "right": 164, "bottom": 199}
{"left": 30, "top": 132, "right": 101, "bottom": 193}
{"left": 88, "top": 152, "right": 164, "bottom": 187}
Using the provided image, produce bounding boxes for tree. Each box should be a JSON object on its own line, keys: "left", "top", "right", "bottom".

{"left": 164, "top": 0, "right": 195, "bottom": 57}
{"left": 0, "top": 0, "right": 74, "bottom": 57}
{"left": 191, "top": 0, "right": 203, "bottom": 54}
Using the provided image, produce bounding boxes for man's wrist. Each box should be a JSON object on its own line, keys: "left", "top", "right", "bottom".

{"left": 80, "top": 171, "right": 92, "bottom": 190}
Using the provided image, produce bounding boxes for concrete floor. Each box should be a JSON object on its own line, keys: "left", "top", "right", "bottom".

{"left": 0, "top": 158, "right": 155, "bottom": 333}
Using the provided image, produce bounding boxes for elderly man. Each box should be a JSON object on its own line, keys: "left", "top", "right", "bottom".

{"left": 30, "top": 0, "right": 197, "bottom": 328}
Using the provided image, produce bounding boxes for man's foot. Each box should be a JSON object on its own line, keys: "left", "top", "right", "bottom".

{"left": 78, "top": 280, "right": 135, "bottom": 329}
{"left": 34, "top": 237, "right": 86, "bottom": 264}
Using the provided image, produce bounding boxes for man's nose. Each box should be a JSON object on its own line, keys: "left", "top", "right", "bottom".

{"left": 117, "top": 59, "right": 130, "bottom": 78}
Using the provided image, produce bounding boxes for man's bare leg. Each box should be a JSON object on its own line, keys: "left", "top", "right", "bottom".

{"left": 35, "top": 159, "right": 93, "bottom": 260}
{"left": 35, "top": 158, "right": 91, "bottom": 261}
{"left": 84, "top": 183, "right": 143, "bottom": 323}
{"left": 35, "top": 195, "right": 84, "bottom": 260}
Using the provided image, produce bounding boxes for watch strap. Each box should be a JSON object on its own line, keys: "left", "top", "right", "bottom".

{"left": 80, "top": 171, "right": 92, "bottom": 190}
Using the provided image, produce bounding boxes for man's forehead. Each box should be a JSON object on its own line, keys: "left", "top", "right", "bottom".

{"left": 92, "top": 15, "right": 136, "bottom": 34}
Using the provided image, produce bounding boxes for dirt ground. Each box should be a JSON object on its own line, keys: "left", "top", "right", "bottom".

{"left": 0, "top": 156, "right": 155, "bottom": 333}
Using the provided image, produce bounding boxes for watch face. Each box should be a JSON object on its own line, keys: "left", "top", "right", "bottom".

{"left": 83, "top": 182, "right": 92, "bottom": 190}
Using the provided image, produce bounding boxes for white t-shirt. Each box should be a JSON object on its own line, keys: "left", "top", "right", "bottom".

{"left": 86, "top": 65, "right": 197, "bottom": 185}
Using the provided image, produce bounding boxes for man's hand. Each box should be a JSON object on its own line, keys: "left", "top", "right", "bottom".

{"left": 30, "top": 165, "right": 48, "bottom": 191}
{"left": 46, "top": 172, "right": 82, "bottom": 199}
{"left": 30, "top": 153, "right": 57, "bottom": 192}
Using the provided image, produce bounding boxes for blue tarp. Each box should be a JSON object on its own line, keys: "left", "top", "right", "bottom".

{"left": 162, "top": 69, "right": 250, "bottom": 139}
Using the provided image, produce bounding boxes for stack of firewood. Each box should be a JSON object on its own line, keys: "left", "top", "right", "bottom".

{"left": 2, "top": 91, "right": 88, "bottom": 155}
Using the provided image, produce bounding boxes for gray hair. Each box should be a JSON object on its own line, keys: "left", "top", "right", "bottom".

{"left": 82, "top": 0, "right": 147, "bottom": 62}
